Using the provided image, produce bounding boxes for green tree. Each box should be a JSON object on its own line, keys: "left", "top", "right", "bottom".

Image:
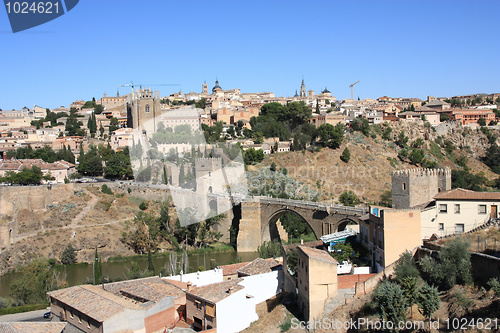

{"left": 372, "top": 281, "right": 407, "bottom": 332}
{"left": 93, "top": 248, "right": 103, "bottom": 285}
{"left": 317, "top": 123, "right": 345, "bottom": 149}
{"left": 65, "top": 108, "right": 85, "bottom": 136}
{"left": 400, "top": 276, "right": 418, "bottom": 318}
{"left": 340, "top": 147, "right": 351, "bottom": 163}
{"left": 478, "top": 117, "right": 486, "bottom": 126}
{"left": 382, "top": 126, "right": 393, "bottom": 140}
{"left": 330, "top": 242, "right": 355, "bottom": 262}
{"left": 101, "top": 184, "right": 113, "bottom": 195}
{"left": 409, "top": 149, "right": 425, "bottom": 165}
{"left": 270, "top": 161, "right": 277, "bottom": 172}
{"left": 257, "top": 240, "right": 282, "bottom": 258}
{"left": 439, "top": 237, "right": 472, "bottom": 288}
{"left": 244, "top": 147, "right": 265, "bottom": 165}
{"left": 147, "top": 249, "right": 155, "bottom": 274}
{"left": 396, "top": 130, "right": 409, "bottom": 148}
{"left": 351, "top": 117, "right": 370, "bottom": 137}
{"left": 394, "top": 251, "right": 420, "bottom": 283}
{"left": 417, "top": 283, "right": 440, "bottom": 319}
{"left": 108, "top": 117, "right": 119, "bottom": 134}
{"left": 339, "top": 191, "right": 360, "bottom": 206}
{"left": 61, "top": 244, "right": 77, "bottom": 265}
{"left": 10, "top": 259, "right": 62, "bottom": 305}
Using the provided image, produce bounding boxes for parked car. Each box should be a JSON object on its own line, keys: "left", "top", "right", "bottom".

{"left": 43, "top": 311, "right": 51, "bottom": 319}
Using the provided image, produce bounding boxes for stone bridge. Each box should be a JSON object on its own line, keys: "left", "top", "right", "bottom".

{"left": 235, "top": 196, "right": 369, "bottom": 252}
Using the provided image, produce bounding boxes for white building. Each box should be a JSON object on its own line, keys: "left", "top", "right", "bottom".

{"left": 421, "top": 188, "right": 500, "bottom": 239}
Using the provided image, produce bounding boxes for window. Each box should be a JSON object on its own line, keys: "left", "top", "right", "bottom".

{"left": 145, "top": 105, "right": 150, "bottom": 113}
{"left": 438, "top": 223, "right": 444, "bottom": 231}
{"left": 439, "top": 204, "right": 448, "bottom": 213}
{"left": 402, "top": 182, "right": 407, "bottom": 191}
{"left": 455, "top": 223, "right": 464, "bottom": 234}
{"left": 454, "top": 204, "right": 460, "bottom": 214}
{"left": 195, "top": 300, "right": 202, "bottom": 311}
{"left": 478, "top": 205, "right": 487, "bottom": 214}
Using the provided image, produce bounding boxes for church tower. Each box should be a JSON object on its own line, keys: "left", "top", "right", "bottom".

{"left": 300, "top": 79, "right": 306, "bottom": 97}
{"left": 202, "top": 81, "right": 208, "bottom": 94}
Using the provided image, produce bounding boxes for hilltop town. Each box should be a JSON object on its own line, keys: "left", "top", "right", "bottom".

{"left": 0, "top": 81, "right": 500, "bottom": 333}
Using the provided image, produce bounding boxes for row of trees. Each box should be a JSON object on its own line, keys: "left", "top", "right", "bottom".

{"left": 0, "top": 166, "right": 53, "bottom": 185}
{"left": 77, "top": 144, "right": 133, "bottom": 179}
{"left": 6, "top": 145, "right": 75, "bottom": 164}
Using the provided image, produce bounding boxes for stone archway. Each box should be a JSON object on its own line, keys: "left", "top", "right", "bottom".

{"left": 264, "top": 208, "right": 317, "bottom": 244}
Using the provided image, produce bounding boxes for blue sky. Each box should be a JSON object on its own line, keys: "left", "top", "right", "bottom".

{"left": 1, "top": 0, "right": 499, "bottom": 110}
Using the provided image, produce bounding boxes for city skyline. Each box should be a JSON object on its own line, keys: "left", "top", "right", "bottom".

{"left": 1, "top": 0, "right": 499, "bottom": 110}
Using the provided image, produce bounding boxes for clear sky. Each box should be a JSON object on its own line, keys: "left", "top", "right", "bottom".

{"left": 1, "top": 0, "right": 499, "bottom": 110}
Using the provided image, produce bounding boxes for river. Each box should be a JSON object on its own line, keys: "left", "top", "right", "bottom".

{"left": 0, "top": 251, "right": 258, "bottom": 299}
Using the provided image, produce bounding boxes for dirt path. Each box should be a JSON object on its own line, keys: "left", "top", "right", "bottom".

{"left": 70, "top": 189, "right": 98, "bottom": 227}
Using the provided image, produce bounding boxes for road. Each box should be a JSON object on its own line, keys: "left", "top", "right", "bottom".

{"left": 0, "top": 309, "right": 50, "bottom": 322}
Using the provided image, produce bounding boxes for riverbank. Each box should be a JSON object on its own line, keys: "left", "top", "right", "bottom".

{"left": 0, "top": 249, "right": 258, "bottom": 299}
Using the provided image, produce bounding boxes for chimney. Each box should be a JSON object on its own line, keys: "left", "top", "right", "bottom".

{"left": 187, "top": 282, "right": 192, "bottom": 292}
{"left": 300, "top": 239, "right": 304, "bottom": 245}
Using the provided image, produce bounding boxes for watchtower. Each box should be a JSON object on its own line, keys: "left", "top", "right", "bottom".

{"left": 195, "top": 157, "right": 224, "bottom": 194}
{"left": 392, "top": 168, "right": 451, "bottom": 209}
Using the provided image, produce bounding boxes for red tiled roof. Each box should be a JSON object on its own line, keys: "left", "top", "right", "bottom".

{"left": 163, "top": 279, "right": 188, "bottom": 290}
{"left": 187, "top": 279, "right": 244, "bottom": 303}
{"left": 237, "top": 258, "right": 281, "bottom": 276}
{"left": 434, "top": 188, "right": 500, "bottom": 201}
{"left": 221, "top": 262, "right": 250, "bottom": 276}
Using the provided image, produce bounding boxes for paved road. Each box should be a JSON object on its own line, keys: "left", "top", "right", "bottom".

{"left": 0, "top": 309, "right": 50, "bottom": 322}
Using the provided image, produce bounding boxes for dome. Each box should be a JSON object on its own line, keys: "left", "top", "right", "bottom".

{"left": 322, "top": 86, "right": 331, "bottom": 94}
{"left": 212, "top": 79, "right": 222, "bottom": 92}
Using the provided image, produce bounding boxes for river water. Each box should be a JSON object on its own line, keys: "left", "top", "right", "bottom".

{"left": 0, "top": 251, "right": 258, "bottom": 299}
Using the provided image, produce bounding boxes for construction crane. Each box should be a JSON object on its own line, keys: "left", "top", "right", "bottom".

{"left": 349, "top": 81, "right": 360, "bottom": 100}
{"left": 118, "top": 81, "right": 180, "bottom": 94}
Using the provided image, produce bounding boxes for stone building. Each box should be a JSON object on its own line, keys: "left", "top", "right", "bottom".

{"left": 391, "top": 168, "right": 451, "bottom": 209}
{"left": 195, "top": 157, "right": 223, "bottom": 194}
{"left": 126, "top": 88, "right": 161, "bottom": 131}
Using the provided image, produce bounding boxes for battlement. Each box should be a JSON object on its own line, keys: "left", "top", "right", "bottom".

{"left": 391, "top": 167, "right": 451, "bottom": 178}
{"left": 391, "top": 167, "right": 452, "bottom": 209}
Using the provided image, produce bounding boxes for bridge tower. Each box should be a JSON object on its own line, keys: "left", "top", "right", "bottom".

{"left": 391, "top": 168, "right": 451, "bottom": 209}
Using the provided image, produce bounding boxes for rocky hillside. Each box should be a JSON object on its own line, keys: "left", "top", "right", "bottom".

{"left": 263, "top": 122, "right": 499, "bottom": 204}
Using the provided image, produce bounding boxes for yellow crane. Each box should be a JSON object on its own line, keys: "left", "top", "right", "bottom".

{"left": 349, "top": 81, "right": 360, "bottom": 100}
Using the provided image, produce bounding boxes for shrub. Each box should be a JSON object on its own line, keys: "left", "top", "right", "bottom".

{"left": 372, "top": 280, "right": 407, "bottom": 330}
{"left": 339, "top": 191, "right": 360, "bottom": 206}
{"left": 61, "top": 244, "right": 77, "bottom": 265}
{"left": 101, "top": 184, "right": 113, "bottom": 195}
{"left": 139, "top": 201, "right": 149, "bottom": 211}
{"left": 488, "top": 278, "right": 500, "bottom": 297}
{"left": 340, "top": 147, "right": 351, "bottom": 163}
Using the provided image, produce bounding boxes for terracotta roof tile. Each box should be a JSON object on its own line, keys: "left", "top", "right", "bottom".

{"left": 103, "top": 276, "right": 185, "bottom": 302}
{"left": 0, "top": 322, "right": 67, "bottom": 333}
{"left": 221, "top": 262, "right": 250, "bottom": 276}
{"left": 48, "top": 284, "right": 143, "bottom": 322}
{"left": 237, "top": 258, "right": 281, "bottom": 276}
{"left": 187, "top": 279, "right": 244, "bottom": 303}
{"left": 434, "top": 188, "right": 500, "bottom": 201}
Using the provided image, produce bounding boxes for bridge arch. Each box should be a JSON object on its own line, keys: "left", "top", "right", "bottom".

{"left": 265, "top": 208, "right": 316, "bottom": 243}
